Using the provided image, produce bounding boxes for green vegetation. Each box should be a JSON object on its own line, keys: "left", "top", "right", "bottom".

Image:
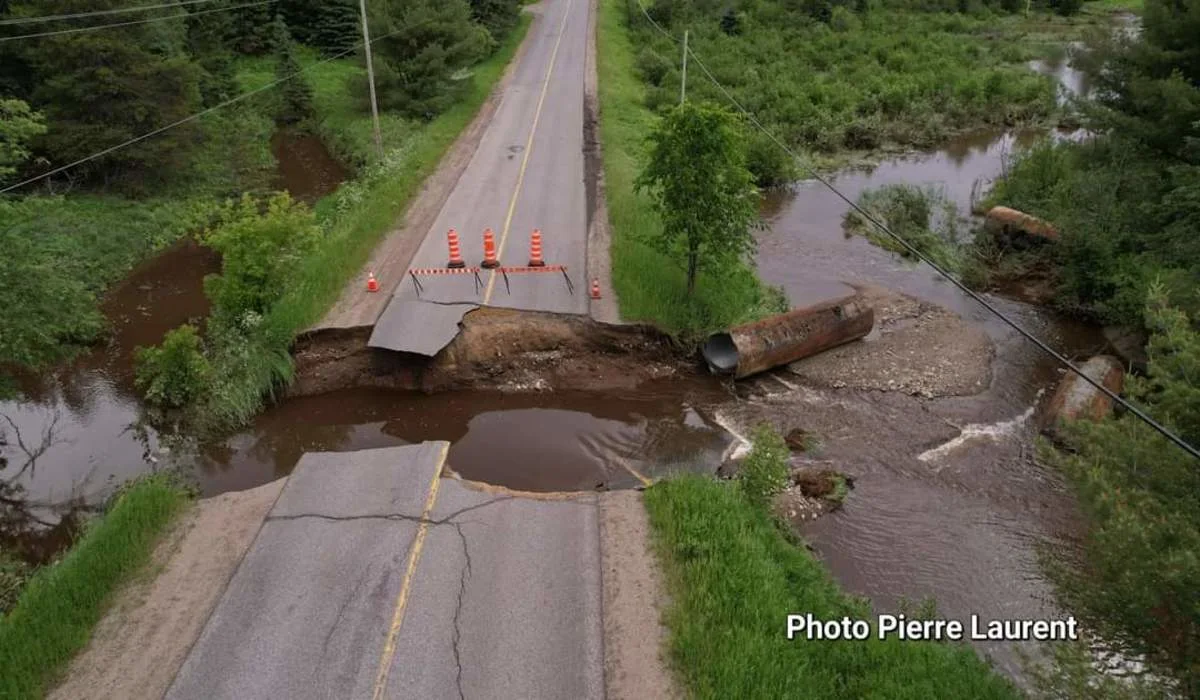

{"left": 0, "top": 99, "right": 44, "bottom": 182}
{"left": 637, "top": 103, "right": 760, "bottom": 297}
{"left": 1040, "top": 288, "right": 1200, "bottom": 694}
{"left": 630, "top": 0, "right": 1068, "bottom": 184}
{"left": 0, "top": 475, "right": 188, "bottom": 699}
{"left": 363, "top": 0, "right": 493, "bottom": 120}
{"left": 737, "top": 425, "right": 790, "bottom": 506}
{"left": 645, "top": 473, "right": 1020, "bottom": 698}
{"left": 135, "top": 325, "right": 212, "bottom": 410}
{"left": 979, "top": 0, "right": 1198, "bottom": 327}
{"left": 0, "top": 197, "right": 216, "bottom": 368}
{"left": 272, "top": 17, "right": 316, "bottom": 126}
{"left": 845, "top": 184, "right": 965, "bottom": 272}
{"left": 597, "top": 0, "right": 785, "bottom": 339}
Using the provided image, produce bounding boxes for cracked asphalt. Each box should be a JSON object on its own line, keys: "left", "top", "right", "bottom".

{"left": 165, "top": 444, "right": 604, "bottom": 700}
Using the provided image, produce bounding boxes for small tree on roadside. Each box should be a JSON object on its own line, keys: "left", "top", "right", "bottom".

{"left": 636, "top": 102, "right": 759, "bottom": 297}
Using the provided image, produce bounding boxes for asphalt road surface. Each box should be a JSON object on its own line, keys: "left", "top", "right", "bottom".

{"left": 370, "top": 0, "right": 589, "bottom": 355}
{"left": 166, "top": 444, "right": 603, "bottom": 700}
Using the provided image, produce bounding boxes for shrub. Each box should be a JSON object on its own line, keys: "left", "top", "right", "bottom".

{"left": 738, "top": 425, "right": 790, "bottom": 506}
{"left": 202, "top": 192, "right": 322, "bottom": 323}
{"left": 134, "top": 324, "right": 212, "bottom": 409}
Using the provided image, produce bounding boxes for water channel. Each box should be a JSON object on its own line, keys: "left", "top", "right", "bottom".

{"left": 0, "top": 36, "right": 1129, "bottom": 682}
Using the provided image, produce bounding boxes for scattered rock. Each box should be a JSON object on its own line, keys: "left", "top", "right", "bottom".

{"left": 784, "top": 428, "right": 814, "bottom": 452}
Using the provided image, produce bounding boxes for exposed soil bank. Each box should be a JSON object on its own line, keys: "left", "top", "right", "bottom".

{"left": 293, "top": 307, "right": 690, "bottom": 396}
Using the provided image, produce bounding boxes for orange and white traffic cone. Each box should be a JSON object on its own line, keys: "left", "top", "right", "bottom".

{"left": 446, "top": 228, "right": 465, "bottom": 269}
{"left": 528, "top": 229, "right": 546, "bottom": 267}
{"left": 481, "top": 228, "right": 500, "bottom": 269}
{"left": 590, "top": 278, "right": 601, "bottom": 299}
{"left": 367, "top": 272, "right": 379, "bottom": 293}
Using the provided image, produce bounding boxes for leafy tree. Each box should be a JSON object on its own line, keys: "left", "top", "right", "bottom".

{"left": 135, "top": 324, "right": 211, "bottom": 409}
{"left": 469, "top": 0, "right": 520, "bottom": 41}
{"left": 364, "top": 0, "right": 491, "bottom": 120}
{"left": 636, "top": 102, "right": 759, "bottom": 296}
{"left": 0, "top": 98, "right": 45, "bottom": 181}
{"left": 202, "top": 193, "right": 322, "bottom": 322}
{"left": 272, "top": 16, "right": 315, "bottom": 125}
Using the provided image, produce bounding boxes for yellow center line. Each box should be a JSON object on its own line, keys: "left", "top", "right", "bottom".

{"left": 482, "top": 0, "right": 575, "bottom": 305}
{"left": 371, "top": 441, "right": 450, "bottom": 700}
{"left": 617, "top": 457, "right": 653, "bottom": 487}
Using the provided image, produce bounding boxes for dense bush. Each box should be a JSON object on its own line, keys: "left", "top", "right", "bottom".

{"left": 0, "top": 98, "right": 44, "bottom": 182}
{"left": 629, "top": 0, "right": 1058, "bottom": 184}
{"left": 738, "top": 425, "right": 790, "bottom": 506}
{"left": 134, "top": 324, "right": 211, "bottom": 409}
{"left": 1045, "top": 288, "right": 1200, "bottom": 694}
{"left": 202, "top": 192, "right": 322, "bottom": 323}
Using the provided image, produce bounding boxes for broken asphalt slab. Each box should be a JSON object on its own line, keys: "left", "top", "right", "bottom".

{"left": 368, "top": 299, "right": 479, "bottom": 356}
{"left": 166, "top": 443, "right": 604, "bottom": 699}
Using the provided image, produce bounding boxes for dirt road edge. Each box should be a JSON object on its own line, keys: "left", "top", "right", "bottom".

{"left": 48, "top": 480, "right": 286, "bottom": 700}
{"left": 585, "top": 0, "right": 621, "bottom": 324}
{"left": 599, "top": 490, "right": 680, "bottom": 699}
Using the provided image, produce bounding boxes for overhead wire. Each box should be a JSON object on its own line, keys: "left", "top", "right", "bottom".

{"left": 632, "top": 0, "right": 1200, "bottom": 461}
{"left": 0, "top": 0, "right": 275, "bottom": 43}
{"left": 0, "top": 0, "right": 227, "bottom": 27}
{"left": 0, "top": 16, "right": 434, "bottom": 194}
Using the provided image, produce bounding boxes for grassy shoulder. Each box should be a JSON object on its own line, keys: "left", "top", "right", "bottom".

{"left": 0, "top": 474, "right": 189, "bottom": 700}
{"left": 596, "top": 0, "right": 784, "bottom": 339}
{"left": 644, "top": 474, "right": 1020, "bottom": 698}
{"left": 195, "top": 15, "right": 533, "bottom": 430}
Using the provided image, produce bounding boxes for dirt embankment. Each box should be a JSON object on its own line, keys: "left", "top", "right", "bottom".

{"left": 293, "top": 307, "right": 694, "bottom": 396}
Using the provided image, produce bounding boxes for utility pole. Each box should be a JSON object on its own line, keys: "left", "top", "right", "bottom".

{"left": 680, "top": 30, "right": 689, "bottom": 104}
{"left": 359, "top": 0, "right": 384, "bottom": 161}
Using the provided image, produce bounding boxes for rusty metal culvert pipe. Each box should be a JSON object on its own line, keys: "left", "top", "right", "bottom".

{"left": 702, "top": 293, "right": 875, "bottom": 379}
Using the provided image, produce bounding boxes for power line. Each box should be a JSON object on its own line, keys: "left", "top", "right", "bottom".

{"left": 0, "top": 0, "right": 275, "bottom": 42}
{"left": 0, "top": 0, "right": 226, "bottom": 27}
{"left": 1, "top": 17, "right": 433, "bottom": 194}
{"left": 632, "top": 1, "right": 1200, "bottom": 461}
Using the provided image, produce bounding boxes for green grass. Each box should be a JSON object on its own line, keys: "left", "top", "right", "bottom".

{"left": 644, "top": 475, "right": 1021, "bottom": 698}
{"left": 596, "top": 0, "right": 784, "bottom": 339}
{"left": 0, "top": 475, "right": 189, "bottom": 699}
{"left": 198, "top": 16, "right": 533, "bottom": 429}
{"left": 0, "top": 196, "right": 218, "bottom": 369}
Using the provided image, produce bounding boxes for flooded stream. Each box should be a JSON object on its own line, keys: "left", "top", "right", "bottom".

{"left": 0, "top": 31, "right": 1123, "bottom": 684}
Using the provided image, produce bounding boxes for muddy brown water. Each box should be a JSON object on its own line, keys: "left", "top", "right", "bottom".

{"left": 271, "top": 130, "right": 350, "bottom": 203}
{"left": 748, "top": 55, "right": 1112, "bottom": 679}
{"left": 196, "top": 383, "right": 734, "bottom": 497}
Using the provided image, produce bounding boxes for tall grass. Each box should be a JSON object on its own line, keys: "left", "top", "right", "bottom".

{"left": 0, "top": 474, "right": 188, "bottom": 699}
{"left": 644, "top": 475, "right": 1021, "bottom": 699}
{"left": 597, "top": 0, "right": 784, "bottom": 340}
{"left": 198, "top": 16, "right": 533, "bottom": 430}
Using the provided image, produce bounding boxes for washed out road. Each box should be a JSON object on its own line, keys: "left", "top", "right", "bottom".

{"left": 166, "top": 444, "right": 604, "bottom": 699}
{"left": 368, "top": 0, "right": 590, "bottom": 355}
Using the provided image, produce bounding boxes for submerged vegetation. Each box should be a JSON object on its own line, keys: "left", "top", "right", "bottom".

{"left": 845, "top": 184, "right": 965, "bottom": 272}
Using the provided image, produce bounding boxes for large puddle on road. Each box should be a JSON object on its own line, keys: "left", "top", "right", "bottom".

{"left": 196, "top": 383, "right": 734, "bottom": 496}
